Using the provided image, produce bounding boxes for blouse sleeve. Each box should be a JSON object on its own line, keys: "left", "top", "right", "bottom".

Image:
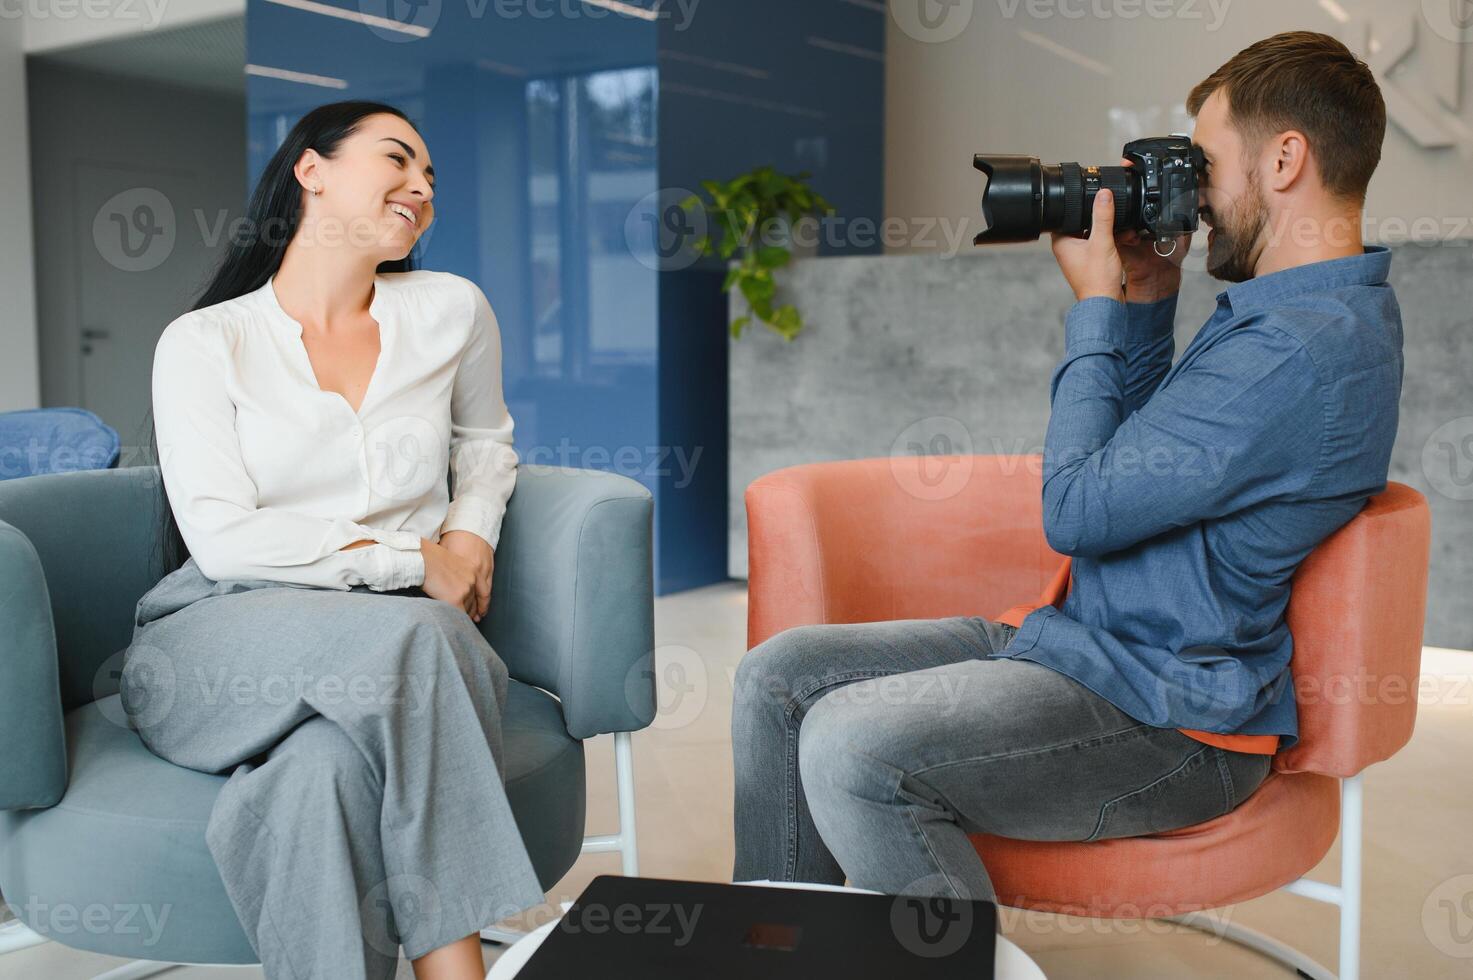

{"left": 436, "top": 279, "right": 519, "bottom": 551}
{"left": 152, "top": 318, "right": 426, "bottom": 591}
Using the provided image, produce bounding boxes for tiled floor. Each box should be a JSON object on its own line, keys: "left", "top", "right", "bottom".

{"left": 5, "top": 581, "right": 1471, "bottom": 978}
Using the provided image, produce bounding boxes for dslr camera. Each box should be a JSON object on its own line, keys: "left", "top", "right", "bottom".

{"left": 973, "top": 135, "right": 1205, "bottom": 253}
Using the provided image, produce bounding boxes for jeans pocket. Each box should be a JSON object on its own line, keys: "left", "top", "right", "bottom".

{"left": 1220, "top": 749, "right": 1274, "bottom": 809}
{"left": 978, "top": 619, "right": 1019, "bottom": 656}
{"left": 1085, "top": 744, "right": 1233, "bottom": 842}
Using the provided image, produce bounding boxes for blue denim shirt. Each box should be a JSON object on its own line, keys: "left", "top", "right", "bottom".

{"left": 994, "top": 245, "right": 1403, "bottom": 750}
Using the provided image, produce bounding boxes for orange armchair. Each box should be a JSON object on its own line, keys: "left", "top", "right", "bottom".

{"left": 746, "top": 454, "right": 1431, "bottom": 980}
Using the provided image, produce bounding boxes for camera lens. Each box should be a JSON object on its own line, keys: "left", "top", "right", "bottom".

{"left": 973, "top": 155, "right": 1137, "bottom": 244}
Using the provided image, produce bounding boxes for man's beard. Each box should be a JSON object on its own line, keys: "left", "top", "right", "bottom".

{"left": 1205, "top": 172, "right": 1267, "bottom": 283}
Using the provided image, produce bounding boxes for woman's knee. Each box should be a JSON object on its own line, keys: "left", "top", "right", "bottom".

{"left": 394, "top": 599, "right": 503, "bottom": 668}
{"left": 267, "top": 717, "right": 382, "bottom": 798}
{"left": 387, "top": 602, "right": 513, "bottom": 728}
{"left": 395, "top": 595, "right": 473, "bottom": 638}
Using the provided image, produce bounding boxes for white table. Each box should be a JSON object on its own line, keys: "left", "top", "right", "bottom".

{"left": 486, "top": 880, "right": 1045, "bottom": 979}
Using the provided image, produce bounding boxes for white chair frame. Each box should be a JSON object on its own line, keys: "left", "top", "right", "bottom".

{"left": 1159, "top": 773, "right": 1364, "bottom": 980}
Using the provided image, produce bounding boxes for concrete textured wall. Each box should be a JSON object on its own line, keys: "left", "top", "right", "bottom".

{"left": 728, "top": 244, "right": 1472, "bottom": 650}
{"left": 885, "top": 0, "right": 1473, "bottom": 258}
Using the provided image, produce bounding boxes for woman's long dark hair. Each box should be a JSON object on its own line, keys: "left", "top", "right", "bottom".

{"left": 146, "top": 100, "right": 423, "bottom": 578}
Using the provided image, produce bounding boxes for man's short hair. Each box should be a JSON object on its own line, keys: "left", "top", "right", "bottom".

{"left": 1187, "top": 31, "right": 1386, "bottom": 203}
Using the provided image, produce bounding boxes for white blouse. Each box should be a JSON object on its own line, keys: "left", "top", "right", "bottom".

{"left": 152, "top": 269, "right": 518, "bottom": 592}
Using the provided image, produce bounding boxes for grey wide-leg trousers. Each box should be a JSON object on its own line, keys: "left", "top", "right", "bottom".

{"left": 118, "top": 557, "right": 546, "bottom": 979}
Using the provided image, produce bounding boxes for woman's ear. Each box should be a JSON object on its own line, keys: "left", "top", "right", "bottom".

{"left": 293, "top": 148, "right": 323, "bottom": 196}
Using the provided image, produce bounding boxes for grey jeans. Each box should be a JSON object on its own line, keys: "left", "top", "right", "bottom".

{"left": 731, "top": 616, "right": 1273, "bottom": 902}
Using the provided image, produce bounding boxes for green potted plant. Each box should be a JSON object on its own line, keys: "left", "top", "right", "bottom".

{"left": 679, "top": 166, "right": 835, "bottom": 341}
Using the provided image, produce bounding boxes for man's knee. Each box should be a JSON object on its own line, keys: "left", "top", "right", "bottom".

{"left": 734, "top": 625, "right": 838, "bottom": 709}
{"left": 797, "top": 694, "right": 875, "bottom": 803}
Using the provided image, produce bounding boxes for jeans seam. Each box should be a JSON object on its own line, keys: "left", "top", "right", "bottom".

{"left": 783, "top": 669, "right": 897, "bottom": 879}
{"left": 1215, "top": 747, "right": 1237, "bottom": 811}
{"left": 1085, "top": 801, "right": 1113, "bottom": 843}
{"left": 910, "top": 721, "right": 1156, "bottom": 778}
{"left": 906, "top": 804, "right": 962, "bottom": 900}
{"left": 788, "top": 670, "right": 900, "bottom": 710}
{"left": 784, "top": 718, "right": 798, "bottom": 879}
{"left": 1084, "top": 743, "right": 1213, "bottom": 843}
{"left": 883, "top": 760, "right": 965, "bottom": 900}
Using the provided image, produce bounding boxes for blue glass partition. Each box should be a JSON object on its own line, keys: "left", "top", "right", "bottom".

{"left": 247, "top": 0, "right": 882, "bottom": 592}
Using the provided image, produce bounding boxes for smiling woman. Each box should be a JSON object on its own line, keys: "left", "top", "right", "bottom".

{"left": 133, "top": 100, "right": 539, "bottom": 980}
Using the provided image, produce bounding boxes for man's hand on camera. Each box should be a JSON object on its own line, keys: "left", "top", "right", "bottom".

{"left": 1050, "top": 188, "right": 1126, "bottom": 303}
{"left": 1117, "top": 227, "right": 1190, "bottom": 303}
{"left": 1114, "top": 155, "right": 1191, "bottom": 303}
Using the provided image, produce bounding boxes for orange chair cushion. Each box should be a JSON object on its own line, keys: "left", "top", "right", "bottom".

{"left": 968, "top": 770, "right": 1341, "bottom": 916}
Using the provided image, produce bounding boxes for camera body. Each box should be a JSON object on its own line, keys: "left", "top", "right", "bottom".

{"left": 1120, "top": 135, "right": 1203, "bottom": 240}
{"left": 973, "top": 134, "right": 1205, "bottom": 245}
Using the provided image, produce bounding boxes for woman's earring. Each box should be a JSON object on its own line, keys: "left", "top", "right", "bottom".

{"left": 312, "top": 186, "right": 321, "bottom": 195}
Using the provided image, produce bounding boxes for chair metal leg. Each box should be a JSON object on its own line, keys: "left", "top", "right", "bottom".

{"left": 577, "top": 731, "right": 640, "bottom": 874}
{"left": 1159, "top": 773, "right": 1363, "bottom": 980}
{"left": 613, "top": 730, "right": 639, "bottom": 876}
{"left": 483, "top": 730, "right": 641, "bottom": 944}
{"left": 1164, "top": 911, "right": 1337, "bottom": 979}
{"left": 1337, "top": 773, "right": 1362, "bottom": 980}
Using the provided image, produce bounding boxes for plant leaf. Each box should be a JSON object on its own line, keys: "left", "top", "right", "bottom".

{"left": 691, "top": 165, "right": 834, "bottom": 341}
{"left": 740, "top": 275, "right": 775, "bottom": 306}
{"left": 755, "top": 246, "right": 791, "bottom": 269}
{"left": 768, "top": 304, "right": 802, "bottom": 340}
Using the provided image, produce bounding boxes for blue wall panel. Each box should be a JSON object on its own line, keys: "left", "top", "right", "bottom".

{"left": 246, "top": 0, "right": 882, "bottom": 593}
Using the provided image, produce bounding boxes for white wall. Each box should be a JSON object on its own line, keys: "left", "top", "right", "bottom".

{"left": 1, "top": 0, "right": 245, "bottom": 414}
{"left": 0, "top": 14, "right": 40, "bottom": 411}
{"left": 885, "top": 0, "right": 1473, "bottom": 251}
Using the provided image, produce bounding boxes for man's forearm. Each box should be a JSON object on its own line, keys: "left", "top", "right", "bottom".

{"left": 1120, "top": 293, "right": 1178, "bottom": 418}
{"left": 1042, "top": 297, "right": 1152, "bottom": 556}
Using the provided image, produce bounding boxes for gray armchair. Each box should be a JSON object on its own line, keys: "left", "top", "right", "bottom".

{"left": 0, "top": 464, "right": 655, "bottom": 972}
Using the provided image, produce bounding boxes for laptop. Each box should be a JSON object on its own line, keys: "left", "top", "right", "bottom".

{"left": 514, "top": 875, "right": 997, "bottom": 978}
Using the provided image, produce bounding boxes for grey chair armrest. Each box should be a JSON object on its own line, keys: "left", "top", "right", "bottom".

{"left": 0, "top": 520, "right": 68, "bottom": 809}
{"left": 481, "top": 465, "right": 656, "bottom": 740}
{"left": 0, "top": 468, "right": 167, "bottom": 812}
